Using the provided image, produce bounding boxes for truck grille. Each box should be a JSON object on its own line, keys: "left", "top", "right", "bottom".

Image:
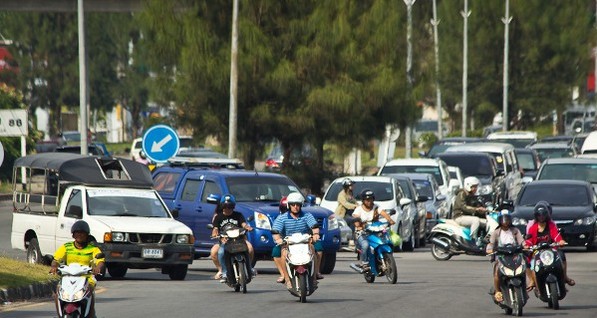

{"left": 127, "top": 233, "right": 173, "bottom": 244}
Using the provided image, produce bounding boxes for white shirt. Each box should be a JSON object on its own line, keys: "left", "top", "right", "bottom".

{"left": 498, "top": 228, "right": 516, "bottom": 247}
{"left": 353, "top": 205, "right": 378, "bottom": 224}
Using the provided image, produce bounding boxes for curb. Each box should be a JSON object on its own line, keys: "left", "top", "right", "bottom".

{"left": 0, "top": 193, "right": 12, "bottom": 201}
{"left": 0, "top": 280, "right": 58, "bottom": 305}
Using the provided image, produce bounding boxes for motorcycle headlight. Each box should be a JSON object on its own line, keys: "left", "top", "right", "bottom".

{"left": 327, "top": 215, "right": 339, "bottom": 231}
{"left": 574, "top": 216, "right": 596, "bottom": 226}
{"left": 176, "top": 234, "right": 192, "bottom": 244}
{"left": 478, "top": 185, "right": 494, "bottom": 195}
{"left": 254, "top": 211, "right": 272, "bottom": 230}
{"left": 514, "top": 263, "right": 525, "bottom": 276}
{"left": 512, "top": 218, "right": 527, "bottom": 226}
{"left": 500, "top": 265, "right": 514, "bottom": 276}
{"left": 226, "top": 229, "right": 240, "bottom": 238}
{"left": 539, "top": 250, "right": 554, "bottom": 266}
{"left": 60, "top": 288, "right": 85, "bottom": 301}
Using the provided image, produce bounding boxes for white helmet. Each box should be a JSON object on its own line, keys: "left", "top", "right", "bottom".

{"left": 463, "top": 176, "right": 481, "bottom": 192}
{"left": 286, "top": 192, "right": 304, "bottom": 209}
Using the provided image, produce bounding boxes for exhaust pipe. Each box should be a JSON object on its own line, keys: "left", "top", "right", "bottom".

{"left": 430, "top": 237, "right": 450, "bottom": 250}
{"left": 349, "top": 263, "right": 364, "bottom": 274}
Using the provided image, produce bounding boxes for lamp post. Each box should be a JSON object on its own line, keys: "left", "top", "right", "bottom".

{"left": 228, "top": 0, "right": 239, "bottom": 159}
{"left": 431, "top": 0, "right": 442, "bottom": 139}
{"left": 404, "top": 0, "right": 416, "bottom": 158}
{"left": 461, "top": 0, "right": 470, "bottom": 137}
{"left": 502, "top": 0, "right": 512, "bottom": 132}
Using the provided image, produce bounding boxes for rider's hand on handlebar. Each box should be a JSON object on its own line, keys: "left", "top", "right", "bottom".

{"left": 558, "top": 240, "right": 567, "bottom": 247}
{"left": 49, "top": 266, "right": 57, "bottom": 275}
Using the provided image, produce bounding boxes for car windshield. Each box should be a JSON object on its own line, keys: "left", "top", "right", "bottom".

{"left": 427, "top": 144, "right": 452, "bottom": 157}
{"left": 538, "top": 163, "right": 597, "bottom": 183}
{"left": 411, "top": 179, "right": 434, "bottom": 198}
{"left": 534, "top": 148, "right": 575, "bottom": 162}
{"left": 380, "top": 165, "right": 443, "bottom": 186}
{"left": 438, "top": 156, "right": 493, "bottom": 178}
{"left": 324, "top": 181, "right": 395, "bottom": 202}
{"left": 516, "top": 153, "right": 537, "bottom": 171}
{"left": 518, "top": 184, "right": 589, "bottom": 207}
{"left": 87, "top": 189, "right": 170, "bottom": 217}
{"left": 488, "top": 138, "right": 534, "bottom": 148}
{"left": 226, "top": 176, "right": 301, "bottom": 202}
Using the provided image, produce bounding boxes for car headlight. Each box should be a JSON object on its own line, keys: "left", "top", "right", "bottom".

{"left": 327, "top": 215, "right": 339, "bottom": 231}
{"left": 111, "top": 232, "right": 125, "bottom": 242}
{"left": 574, "top": 216, "right": 596, "bottom": 226}
{"left": 512, "top": 218, "right": 527, "bottom": 226}
{"left": 539, "top": 250, "right": 554, "bottom": 266}
{"left": 478, "top": 185, "right": 494, "bottom": 195}
{"left": 254, "top": 211, "right": 272, "bottom": 230}
{"left": 176, "top": 234, "right": 192, "bottom": 244}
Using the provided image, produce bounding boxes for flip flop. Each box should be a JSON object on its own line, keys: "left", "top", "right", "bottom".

{"left": 566, "top": 278, "right": 576, "bottom": 286}
{"left": 276, "top": 277, "right": 285, "bottom": 284}
{"left": 526, "top": 283, "right": 535, "bottom": 292}
{"left": 213, "top": 272, "right": 222, "bottom": 280}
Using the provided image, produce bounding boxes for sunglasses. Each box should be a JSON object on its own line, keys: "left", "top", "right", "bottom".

{"left": 289, "top": 203, "right": 301, "bottom": 207}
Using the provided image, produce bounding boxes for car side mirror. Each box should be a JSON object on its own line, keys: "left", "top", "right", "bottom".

{"left": 399, "top": 198, "right": 412, "bottom": 207}
{"left": 416, "top": 195, "right": 429, "bottom": 203}
{"left": 170, "top": 208, "right": 179, "bottom": 219}
{"left": 418, "top": 150, "right": 427, "bottom": 158}
{"left": 206, "top": 193, "right": 221, "bottom": 204}
{"left": 521, "top": 176, "right": 533, "bottom": 185}
{"left": 496, "top": 170, "right": 505, "bottom": 177}
{"left": 436, "top": 194, "right": 447, "bottom": 201}
{"left": 386, "top": 208, "right": 397, "bottom": 216}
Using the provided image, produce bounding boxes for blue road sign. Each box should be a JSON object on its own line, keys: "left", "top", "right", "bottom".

{"left": 142, "top": 125, "right": 180, "bottom": 163}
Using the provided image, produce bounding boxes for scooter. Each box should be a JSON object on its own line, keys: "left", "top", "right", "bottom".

{"left": 488, "top": 244, "right": 528, "bottom": 316}
{"left": 282, "top": 233, "right": 317, "bottom": 303}
{"left": 55, "top": 253, "right": 104, "bottom": 318}
{"left": 429, "top": 209, "right": 500, "bottom": 261}
{"left": 349, "top": 221, "right": 397, "bottom": 284}
{"left": 529, "top": 242, "right": 567, "bottom": 310}
{"left": 219, "top": 223, "right": 253, "bottom": 293}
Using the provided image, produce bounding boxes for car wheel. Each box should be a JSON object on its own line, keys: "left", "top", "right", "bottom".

{"left": 320, "top": 252, "right": 336, "bottom": 274}
{"left": 27, "top": 238, "right": 42, "bottom": 264}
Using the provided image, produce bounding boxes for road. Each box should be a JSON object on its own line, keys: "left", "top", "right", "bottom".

{"left": 1, "top": 202, "right": 597, "bottom": 318}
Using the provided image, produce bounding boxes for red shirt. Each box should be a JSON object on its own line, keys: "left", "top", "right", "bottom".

{"left": 524, "top": 220, "right": 562, "bottom": 246}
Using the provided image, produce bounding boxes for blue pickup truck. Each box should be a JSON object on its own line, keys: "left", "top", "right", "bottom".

{"left": 152, "top": 165, "right": 341, "bottom": 274}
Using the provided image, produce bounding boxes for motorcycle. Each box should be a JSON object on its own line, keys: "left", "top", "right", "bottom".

{"left": 219, "top": 223, "right": 252, "bottom": 293}
{"left": 55, "top": 253, "right": 104, "bottom": 318}
{"left": 349, "top": 221, "right": 398, "bottom": 284}
{"left": 529, "top": 242, "right": 567, "bottom": 310}
{"left": 429, "top": 207, "right": 500, "bottom": 261}
{"left": 282, "top": 233, "right": 317, "bottom": 303}
{"left": 488, "top": 244, "right": 528, "bottom": 316}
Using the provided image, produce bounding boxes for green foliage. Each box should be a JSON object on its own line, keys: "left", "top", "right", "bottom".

{"left": 419, "top": 132, "right": 438, "bottom": 149}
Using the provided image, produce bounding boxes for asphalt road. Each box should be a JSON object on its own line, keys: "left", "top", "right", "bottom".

{"left": 1, "top": 201, "right": 597, "bottom": 318}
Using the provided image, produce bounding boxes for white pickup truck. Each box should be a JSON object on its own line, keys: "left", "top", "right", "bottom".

{"left": 10, "top": 153, "right": 194, "bottom": 280}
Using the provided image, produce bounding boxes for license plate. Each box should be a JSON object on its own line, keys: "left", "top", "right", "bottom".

{"left": 142, "top": 248, "right": 163, "bottom": 259}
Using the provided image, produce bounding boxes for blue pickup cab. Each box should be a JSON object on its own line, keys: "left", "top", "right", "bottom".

{"left": 152, "top": 166, "right": 341, "bottom": 274}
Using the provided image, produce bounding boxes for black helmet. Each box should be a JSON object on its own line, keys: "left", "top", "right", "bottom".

{"left": 360, "top": 189, "right": 375, "bottom": 201}
{"left": 71, "top": 220, "right": 90, "bottom": 234}
{"left": 497, "top": 210, "right": 512, "bottom": 226}
{"left": 533, "top": 200, "right": 552, "bottom": 221}
{"left": 342, "top": 178, "right": 355, "bottom": 188}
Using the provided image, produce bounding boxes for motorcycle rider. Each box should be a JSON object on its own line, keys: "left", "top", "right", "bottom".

{"left": 49, "top": 220, "right": 105, "bottom": 317}
{"left": 210, "top": 194, "right": 255, "bottom": 283}
{"left": 453, "top": 176, "right": 488, "bottom": 244}
{"left": 336, "top": 178, "right": 358, "bottom": 246}
{"left": 272, "top": 192, "right": 323, "bottom": 290}
{"left": 486, "top": 210, "right": 525, "bottom": 302}
{"left": 352, "top": 189, "right": 396, "bottom": 268}
{"left": 524, "top": 201, "right": 575, "bottom": 295}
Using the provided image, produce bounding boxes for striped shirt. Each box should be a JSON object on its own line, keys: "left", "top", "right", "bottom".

{"left": 272, "top": 211, "right": 318, "bottom": 237}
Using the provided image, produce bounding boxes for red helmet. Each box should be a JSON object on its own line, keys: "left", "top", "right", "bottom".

{"left": 279, "top": 196, "right": 288, "bottom": 213}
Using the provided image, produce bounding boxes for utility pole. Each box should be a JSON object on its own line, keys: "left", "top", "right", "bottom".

{"left": 404, "top": 0, "right": 416, "bottom": 158}
{"left": 502, "top": 0, "right": 512, "bottom": 132}
{"left": 461, "top": 0, "right": 470, "bottom": 137}
{"left": 431, "top": 0, "right": 442, "bottom": 139}
{"left": 228, "top": 0, "right": 239, "bottom": 159}
{"left": 78, "top": 0, "right": 88, "bottom": 155}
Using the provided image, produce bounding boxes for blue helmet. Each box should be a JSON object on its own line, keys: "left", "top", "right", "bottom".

{"left": 220, "top": 194, "right": 236, "bottom": 209}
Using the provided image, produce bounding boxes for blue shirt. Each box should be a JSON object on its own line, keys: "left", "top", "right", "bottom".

{"left": 272, "top": 211, "right": 318, "bottom": 237}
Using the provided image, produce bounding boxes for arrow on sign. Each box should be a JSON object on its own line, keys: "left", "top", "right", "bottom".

{"left": 151, "top": 134, "right": 173, "bottom": 152}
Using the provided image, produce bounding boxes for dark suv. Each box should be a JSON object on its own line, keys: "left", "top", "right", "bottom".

{"left": 436, "top": 152, "right": 503, "bottom": 204}
{"left": 152, "top": 166, "right": 341, "bottom": 273}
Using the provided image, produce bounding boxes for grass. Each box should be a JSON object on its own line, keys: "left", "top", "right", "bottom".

{"left": 0, "top": 257, "right": 57, "bottom": 290}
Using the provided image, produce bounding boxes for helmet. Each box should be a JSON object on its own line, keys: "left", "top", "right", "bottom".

{"left": 71, "top": 220, "right": 90, "bottom": 234}
{"left": 279, "top": 196, "right": 288, "bottom": 213}
{"left": 533, "top": 200, "right": 551, "bottom": 221}
{"left": 497, "top": 210, "right": 512, "bottom": 226}
{"left": 464, "top": 176, "right": 481, "bottom": 192}
{"left": 220, "top": 194, "right": 236, "bottom": 209}
{"left": 360, "top": 189, "right": 375, "bottom": 201}
{"left": 342, "top": 178, "right": 355, "bottom": 188}
{"left": 286, "top": 192, "right": 304, "bottom": 209}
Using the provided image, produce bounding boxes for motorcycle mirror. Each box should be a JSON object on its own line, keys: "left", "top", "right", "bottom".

{"left": 95, "top": 253, "right": 105, "bottom": 259}
{"left": 206, "top": 224, "right": 214, "bottom": 229}
{"left": 42, "top": 255, "right": 54, "bottom": 265}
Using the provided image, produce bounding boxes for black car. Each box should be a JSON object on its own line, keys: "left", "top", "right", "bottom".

{"left": 436, "top": 152, "right": 502, "bottom": 204}
{"left": 419, "top": 137, "right": 483, "bottom": 158}
{"left": 511, "top": 180, "right": 597, "bottom": 251}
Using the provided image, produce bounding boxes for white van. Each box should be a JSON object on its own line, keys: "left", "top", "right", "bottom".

{"left": 580, "top": 131, "right": 597, "bottom": 155}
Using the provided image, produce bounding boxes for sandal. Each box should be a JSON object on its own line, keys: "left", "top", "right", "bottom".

{"left": 566, "top": 278, "right": 576, "bottom": 286}
{"left": 526, "top": 283, "right": 535, "bottom": 292}
{"left": 213, "top": 272, "right": 222, "bottom": 280}
{"left": 316, "top": 273, "right": 324, "bottom": 280}
{"left": 494, "top": 291, "right": 503, "bottom": 302}
{"left": 276, "top": 277, "right": 285, "bottom": 284}
{"left": 286, "top": 282, "right": 293, "bottom": 290}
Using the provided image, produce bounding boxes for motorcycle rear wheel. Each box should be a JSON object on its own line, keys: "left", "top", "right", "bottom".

{"left": 299, "top": 274, "right": 308, "bottom": 303}
{"left": 430, "top": 236, "right": 453, "bottom": 261}
{"left": 383, "top": 252, "right": 397, "bottom": 284}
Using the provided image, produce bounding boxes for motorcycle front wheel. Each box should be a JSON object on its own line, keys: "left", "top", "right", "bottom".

{"left": 548, "top": 282, "right": 559, "bottom": 310}
{"left": 383, "top": 252, "right": 397, "bottom": 284}
{"left": 239, "top": 262, "right": 248, "bottom": 294}
{"left": 299, "top": 274, "right": 308, "bottom": 303}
